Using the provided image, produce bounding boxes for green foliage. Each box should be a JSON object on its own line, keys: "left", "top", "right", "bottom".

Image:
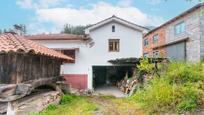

{"left": 137, "top": 58, "right": 154, "bottom": 74}
{"left": 60, "top": 94, "right": 78, "bottom": 105}
{"left": 32, "top": 94, "right": 98, "bottom": 115}
{"left": 62, "top": 24, "right": 90, "bottom": 35}
{"left": 132, "top": 78, "right": 174, "bottom": 112}
{"left": 176, "top": 84, "right": 198, "bottom": 112}
{"left": 132, "top": 62, "right": 204, "bottom": 113}
{"left": 28, "top": 112, "right": 38, "bottom": 115}
{"left": 165, "top": 62, "right": 204, "bottom": 84}
{"left": 46, "top": 104, "right": 57, "bottom": 111}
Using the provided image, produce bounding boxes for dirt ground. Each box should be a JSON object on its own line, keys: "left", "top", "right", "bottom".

{"left": 94, "top": 86, "right": 127, "bottom": 98}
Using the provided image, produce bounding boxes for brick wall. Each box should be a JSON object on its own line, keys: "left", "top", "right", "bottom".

{"left": 143, "top": 27, "right": 166, "bottom": 57}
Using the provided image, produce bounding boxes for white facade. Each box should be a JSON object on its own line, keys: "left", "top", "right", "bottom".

{"left": 33, "top": 16, "right": 148, "bottom": 89}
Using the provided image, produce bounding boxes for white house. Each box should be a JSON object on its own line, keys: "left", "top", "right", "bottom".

{"left": 27, "top": 16, "right": 149, "bottom": 90}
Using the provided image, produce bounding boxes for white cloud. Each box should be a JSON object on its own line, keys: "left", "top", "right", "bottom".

{"left": 16, "top": 0, "right": 33, "bottom": 9}
{"left": 36, "top": 2, "right": 163, "bottom": 26}
{"left": 17, "top": 0, "right": 164, "bottom": 34}
{"left": 16, "top": 0, "right": 64, "bottom": 9}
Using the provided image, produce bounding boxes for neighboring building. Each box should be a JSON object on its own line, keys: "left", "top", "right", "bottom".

{"left": 143, "top": 27, "right": 166, "bottom": 58}
{"left": 143, "top": 3, "right": 204, "bottom": 62}
{"left": 27, "top": 15, "right": 148, "bottom": 90}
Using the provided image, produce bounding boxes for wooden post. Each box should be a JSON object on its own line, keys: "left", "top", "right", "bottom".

{"left": 7, "top": 101, "right": 18, "bottom": 115}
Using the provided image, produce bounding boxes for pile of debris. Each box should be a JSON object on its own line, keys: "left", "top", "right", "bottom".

{"left": 116, "top": 73, "right": 138, "bottom": 94}
{"left": 17, "top": 91, "right": 61, "bottom": 115}
{"left": 69, "top": 88, "right": 94, "bottom": 96}
{"left": 143, "top": 74, "right": 154, "bottom": 83}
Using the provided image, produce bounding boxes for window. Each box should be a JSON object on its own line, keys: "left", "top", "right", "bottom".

{"left": 153, "top": 51, "right": 160, "bottom": 58}
{"left": 153, "top": 34, "right": 159, "bottom": 44}
{"left": 175, "top": 21, "right": 185, "bottom": 35}
{"left": 112, "top": 25, "right": 115, "bottom": 32}
{"left": 55, "top": 49, "right": 75, "bottom": 63}
{"left": 143, "top": 53, "right": 149, "bottom": 58}
{"left": 144, "top": 38, "right": 149, "bottom": 46}
{"left": 109, "top": 39, "right": 120, "bottom": 52}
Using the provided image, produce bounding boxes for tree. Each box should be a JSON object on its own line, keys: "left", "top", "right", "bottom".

{"left": 0, "top": 24, "right": 26, "bottom": 35}
{"left": 63, "top": 24, "right": 72, "bottom": 34}
{"left": 3, "top": 29, "right": 7, "bottom": 33}
{"left": 62, "top": 24, "right": 90, "bottom": 35}
{"left": 13, "top": 24, "right": 26, "bottom": 35}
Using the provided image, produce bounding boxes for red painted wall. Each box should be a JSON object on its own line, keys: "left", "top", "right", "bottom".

{"left": 63, "top": 74, "right": 88, "bottom": 90}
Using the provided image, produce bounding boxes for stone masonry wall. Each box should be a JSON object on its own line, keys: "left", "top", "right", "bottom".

{"left": 165, "top": 10, "right": 201, "bottom": 62}
{"left": 199, "top": 6, "right": 204, "bottom": 60}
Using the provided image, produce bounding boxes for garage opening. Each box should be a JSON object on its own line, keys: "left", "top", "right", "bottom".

{"left": 166, "top": 41, "right": 187, "bottom": 61}
{"left": 93, "top": 66, "right": 134, "bottom": 88}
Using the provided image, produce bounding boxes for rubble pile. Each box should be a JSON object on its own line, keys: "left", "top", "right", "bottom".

{"left": 116, "top": 71, "right": 155, "bottom": 95}
{"left": 116, "top": 73, "right": 138, "bottom": 94}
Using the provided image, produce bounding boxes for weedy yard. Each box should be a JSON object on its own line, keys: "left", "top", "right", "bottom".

{"left": 132, "top": 60, "right": 204, "bottom": 114}
{"left": 29, "top": 94, "right": 98, "bottom": 115}
{"left": 30, "top": 60, "right": 204, "bottom": 115}
{"left": 29, "top": 94, "right": 145, "bottom": 115}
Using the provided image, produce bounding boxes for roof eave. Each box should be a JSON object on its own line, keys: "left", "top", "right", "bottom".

{"left": 153, "top": 37, "right": 189, "bottom": 50}
{"left": 85, "top": 16, "right": 149, "bottom": 33}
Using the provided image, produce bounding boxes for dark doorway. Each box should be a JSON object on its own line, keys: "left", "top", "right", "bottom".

{"left": 92, "top": 66, "right": 134, "bottom": 88}
{"left": 93, "top": 66, "right": 107, "bottom": 88}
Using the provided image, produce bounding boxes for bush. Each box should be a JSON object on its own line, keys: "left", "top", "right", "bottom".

{"left": 165, "top": 62, "right": 204, "bottom": 84}
{"left": 132, "top": 62, "right": 204, "bottom": 113}
{"left": 132, "top": 78, "right": 174, "bottom": 112}
{"left": 137, "top": 58, "right": 154, "bottom": 74}
{"left": 174, "top": 84, "right": 198, "bottom": 112}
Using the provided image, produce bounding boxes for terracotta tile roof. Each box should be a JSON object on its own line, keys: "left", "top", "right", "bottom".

{"left": 0, "top": 33, "right": 73, "bottom": 61}
{"left": 26, "top": 33, "right": 89, "bottom": 41}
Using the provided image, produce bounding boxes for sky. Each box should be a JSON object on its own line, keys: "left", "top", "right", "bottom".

{"left": 0, "top": 0, "right": 201, "bottom": 34}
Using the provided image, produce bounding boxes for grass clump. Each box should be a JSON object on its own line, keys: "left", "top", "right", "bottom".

{"left": 60, "top": 94, "right": 78, "bottom": 104}
{"left": 36, "top": 94, "right": 98, "bottom": 115}
{"left": 132, "top": 61, "right": 204, "bottom": 113}
{"left": 46, "top": 104, "right": 58, "bottom": 111}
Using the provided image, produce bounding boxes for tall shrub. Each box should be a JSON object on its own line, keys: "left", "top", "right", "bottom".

{"left": 132, "top": 62, "right": 204, "bottom": 113}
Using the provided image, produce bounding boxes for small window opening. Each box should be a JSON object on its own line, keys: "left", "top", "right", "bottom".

{"left": 112, "top": 25, "right": 115, "bottom": 32}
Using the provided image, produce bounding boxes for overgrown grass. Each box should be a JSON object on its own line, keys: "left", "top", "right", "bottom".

{"left": 87, "top": 95, "right": 146, "bottom": 115}
{"left": 131, "top": 61, "right": 204, "bottom": 113}
{"left": 111, "top": 98, "right": 145, "bottom": 115}
{"left": 30, "top": 94, "right": 98, "bottom": 115}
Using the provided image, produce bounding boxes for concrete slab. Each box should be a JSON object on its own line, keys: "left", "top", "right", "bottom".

{"left": 94, "top": 85, "right": 127, "bottom": 98}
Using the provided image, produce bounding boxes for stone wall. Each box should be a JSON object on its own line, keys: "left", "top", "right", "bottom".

{"left": 199, "top": 6, "right": 204, "bottom": 60}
